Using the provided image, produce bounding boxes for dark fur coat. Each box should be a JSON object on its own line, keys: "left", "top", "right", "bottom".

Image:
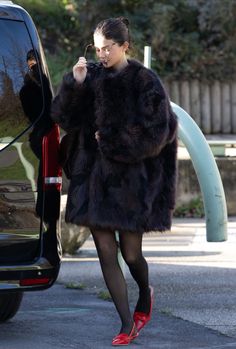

{"left": 51, "top": 59, "right": 178, "bottom": 233}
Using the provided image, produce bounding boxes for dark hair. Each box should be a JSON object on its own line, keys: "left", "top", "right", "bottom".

{"left": 26, "top": 49, "right": 36, "bottom": 62}
{"left": 94, "top": 17, "right": 130, "bottom": 46}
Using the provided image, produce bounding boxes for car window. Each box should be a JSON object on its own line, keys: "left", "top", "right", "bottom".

{"left": 0, "top": 19, "right": 44, "bottom": 150}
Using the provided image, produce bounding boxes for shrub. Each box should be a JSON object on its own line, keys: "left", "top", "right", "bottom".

{"left": 16, "top": 0, "right": 236, "bottom": 87}
{"left": 174, "top": 196, "right": 205, "bottom": 218}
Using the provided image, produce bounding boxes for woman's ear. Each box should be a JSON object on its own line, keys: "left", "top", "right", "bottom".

{"left": 123, "top": 41, "right": 129, "bottom": 52}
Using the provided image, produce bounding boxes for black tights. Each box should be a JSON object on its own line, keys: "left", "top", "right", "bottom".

{"left": 91, "top": 228, "right": 150, "bottom": 334}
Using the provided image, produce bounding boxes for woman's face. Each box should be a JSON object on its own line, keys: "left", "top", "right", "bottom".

{"left": 93, "top": 33, "right": 129, "bottom": 70}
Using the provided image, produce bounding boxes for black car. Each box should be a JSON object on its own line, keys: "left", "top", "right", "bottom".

{"left": 0, "top": 0, "right": 62, "bottom": 322}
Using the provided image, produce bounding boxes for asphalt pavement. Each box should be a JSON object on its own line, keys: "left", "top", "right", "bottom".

{"left": 1, "top": 217, "right": 236, "bottom": 349}
{"left": 57, "top": 217, "right": 236, "bottom": 348}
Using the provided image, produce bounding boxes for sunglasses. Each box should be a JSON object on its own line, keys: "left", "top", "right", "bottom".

{"left": 83, "top": 42, "right": 117, "bottom": 58}
{"left": 83, "top": 44, "right": 94, "bottom": 58}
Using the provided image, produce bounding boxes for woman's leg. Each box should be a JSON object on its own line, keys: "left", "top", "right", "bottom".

{"left": 119, "top": 231, "right": 151, "bottom": 314}
{"left": 91, "top": 228, "right": 133, "bottom": 334}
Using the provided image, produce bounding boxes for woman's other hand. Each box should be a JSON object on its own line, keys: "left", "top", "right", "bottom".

{"left": 73, "top": 57, "right": 87, "bottom": 84}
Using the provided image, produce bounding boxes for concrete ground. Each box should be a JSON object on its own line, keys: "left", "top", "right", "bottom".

{"left": 54, "top": 217, "right": 236, "bottom": 348}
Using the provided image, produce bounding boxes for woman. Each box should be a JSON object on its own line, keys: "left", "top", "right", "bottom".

{"left": 51, "top": 17, "right": 178, "bottom": 346}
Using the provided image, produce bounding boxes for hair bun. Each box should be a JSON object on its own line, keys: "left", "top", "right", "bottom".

{"left": 117, "top": 17, "right": 129, "bottom": 27}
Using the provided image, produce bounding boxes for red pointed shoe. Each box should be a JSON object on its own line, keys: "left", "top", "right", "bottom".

{"left": 133, "top": 286, "right": 154, "bottom": 333}
{"left": 112, "top": 323, "right": 139, "bottom": 346}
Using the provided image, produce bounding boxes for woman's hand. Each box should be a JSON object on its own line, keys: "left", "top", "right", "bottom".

{"left": 73, "top": 57, "right": 87, "bottom": 84}
{"left": 95, "top": 131, "right": 100, "bottom": 142}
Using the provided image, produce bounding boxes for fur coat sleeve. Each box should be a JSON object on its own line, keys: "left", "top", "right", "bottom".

{"left": 50, "top": 71, "right": 94, "bottom": 132}
{"left": 97, "top": 68, "right": 177, "bottom": 163}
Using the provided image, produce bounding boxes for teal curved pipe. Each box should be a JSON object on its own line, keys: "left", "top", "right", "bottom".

{"left": 171, "top": 102, "right": 228, "bottom": 242}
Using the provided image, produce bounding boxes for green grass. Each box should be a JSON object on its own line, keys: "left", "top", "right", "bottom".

{"left": 65, "top": 282, "right": 86, "bottom": 290}
{"left": 0, "top": 143, "right": 38, "bottom": 180}
{"left": 0, "top": 118, "right": 28, "bottom": 139}
{"left": 97, "top": 290, "right": 112, "bottom": 302}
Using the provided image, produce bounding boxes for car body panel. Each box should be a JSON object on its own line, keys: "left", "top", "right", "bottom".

{"left": 0, "top": 1, "right": 62, "bottom": 291}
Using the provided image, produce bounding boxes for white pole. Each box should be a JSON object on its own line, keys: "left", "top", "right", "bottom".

{"left": 144, "top": 46, "right": 152, "bottom": 69}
